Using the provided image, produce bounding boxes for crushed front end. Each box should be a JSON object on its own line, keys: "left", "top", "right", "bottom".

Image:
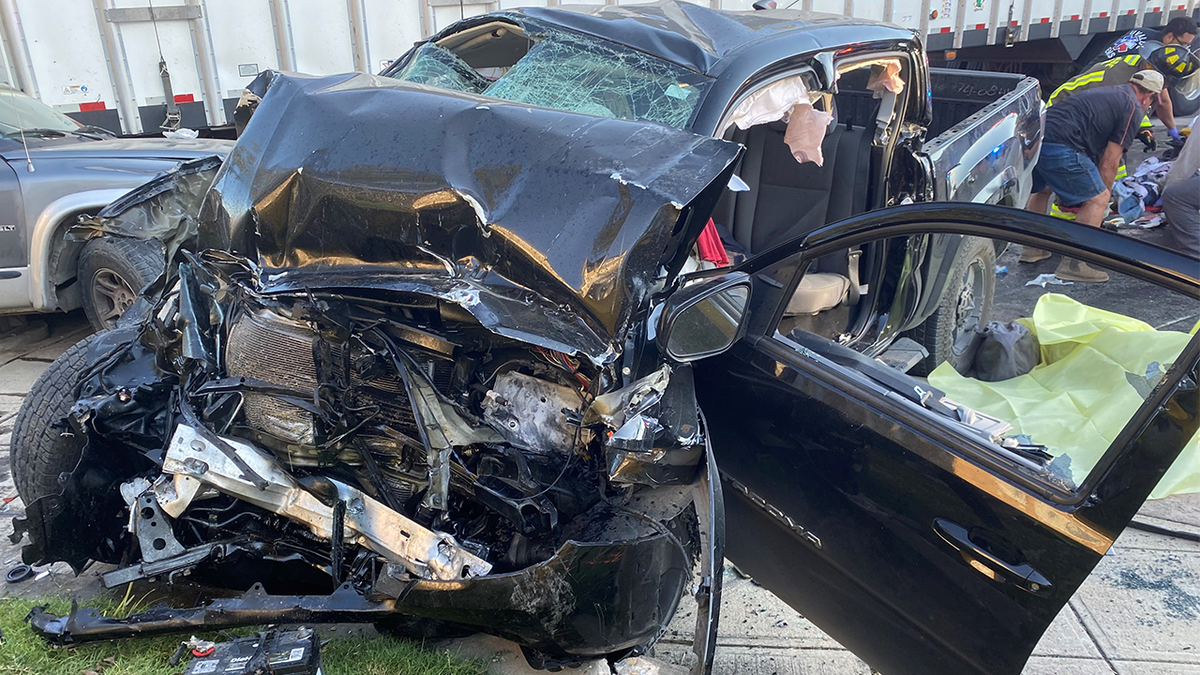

{"left": 13, "top": 72, "right": 738, "bottom": 671}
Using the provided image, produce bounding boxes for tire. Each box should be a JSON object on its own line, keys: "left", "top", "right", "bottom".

{"left": 1171, "top": 84, "right": 1200, "bottom": 117}
{"left": 78, "top": 237, "right": 164, "bottom": 332}
{"left": 10, "top": 332, "right": 100, "bottom": 505}
{"left": 904, "top": 236, "right": 996, "bottom": 376}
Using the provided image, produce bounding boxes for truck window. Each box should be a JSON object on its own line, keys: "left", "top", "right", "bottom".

{"left": 389, "top": 21, "right": 712, "bottom": 130}
{"left": 709, "top": 59, "right": 906, "bottom": 258}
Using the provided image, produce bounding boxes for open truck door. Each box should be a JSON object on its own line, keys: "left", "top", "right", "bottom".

{"left": 668, "top": 202, "right": 1199, "bottom": 675}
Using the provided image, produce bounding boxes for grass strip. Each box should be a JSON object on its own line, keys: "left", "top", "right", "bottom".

{"left": 0, "top": 594, "right": 485, "bottom": 675}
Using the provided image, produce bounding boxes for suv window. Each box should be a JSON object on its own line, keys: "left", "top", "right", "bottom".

{"left": 759, "top": 232, "right": 1200, "bottom": 496}
{"left": 0, "top": 88, "right": 83, "bottom": 136}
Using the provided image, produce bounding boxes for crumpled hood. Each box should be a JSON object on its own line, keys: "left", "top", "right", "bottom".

{"left": 198, "top": 71, "right": 740, "bottom": 364}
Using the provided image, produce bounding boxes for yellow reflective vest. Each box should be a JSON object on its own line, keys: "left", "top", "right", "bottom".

{"left": 1049, "top": 56, "right": 1154, "bottom": 131}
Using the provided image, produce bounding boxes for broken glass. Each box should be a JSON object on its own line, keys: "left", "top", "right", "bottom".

{"left": 391, "top": 42, "right": 490, "bottom": 94}
{"left": 484, "top": 30, "right": 708, "bottom": 129}
{"left": 391, "top": 21, "right": 711, "bottom": 130}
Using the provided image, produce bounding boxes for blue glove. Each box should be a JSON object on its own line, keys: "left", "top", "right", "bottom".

{"left": 1168, "top": 127, "right": 1182, "bottom": 142}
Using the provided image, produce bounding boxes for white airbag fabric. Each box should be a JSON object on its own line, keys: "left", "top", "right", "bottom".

{"left": 722, "top": 75, "right": 833, "bottom": 166}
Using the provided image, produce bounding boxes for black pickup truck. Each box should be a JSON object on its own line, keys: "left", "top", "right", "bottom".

{"left": 15, "top": 6, "right": 1196, "bottom": 675}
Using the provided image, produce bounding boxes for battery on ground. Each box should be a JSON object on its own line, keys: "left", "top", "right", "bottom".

{"left": 183, "top": 627, "right": 322, "bottom": 675}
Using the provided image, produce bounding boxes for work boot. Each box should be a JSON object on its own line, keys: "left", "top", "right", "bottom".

{"left": 1019, "top": 246, "right": 1051, "bottom": 263}
{"left": 1055, "top": 258, "right": 1109, "bottom": 283}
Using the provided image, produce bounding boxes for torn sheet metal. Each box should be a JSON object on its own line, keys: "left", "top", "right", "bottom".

{"left": 205, "top": 71, "right": 739, "bottom": 365}
{"left": 585, "top": 365, "right": 672, "bottom": 429}
{"left": 392, "top": 355, "right": 503, "bottom": 513}
{"left": 603, "top": 363, "right": 704, "bottom": 486}
{"left": 69, "top": 155, "right": 223, "bottom": 261}
{"left": 721, "top": 74, "right": 833, "bottom": 166}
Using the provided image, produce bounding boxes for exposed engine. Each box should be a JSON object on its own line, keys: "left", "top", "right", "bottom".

{"left": 12, "top": 64, "right": 735, "bottom": 667}
{"left": 17, "top": 251, "right": 704, "bottom": 616}
{"left": 196, "top": 296, "right": 609, "bottom": 578}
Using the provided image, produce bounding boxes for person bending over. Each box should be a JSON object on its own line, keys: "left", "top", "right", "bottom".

{"left": 1023, "top": 71, "right": 1161, "bottom": 282}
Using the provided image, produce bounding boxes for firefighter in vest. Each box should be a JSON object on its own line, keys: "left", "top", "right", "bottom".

{"left": 1044, "top": 45, "right": 1198, "bottom": 218}
{"left": 1051, "top": 45, "right": 1197, "bottom": 148}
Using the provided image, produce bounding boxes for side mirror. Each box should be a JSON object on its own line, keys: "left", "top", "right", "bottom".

{"left": 751, "top": 0, "right": 777, "bottom": 9}
{"left": 658, "top": 273, "right": 752, "bottom": 362}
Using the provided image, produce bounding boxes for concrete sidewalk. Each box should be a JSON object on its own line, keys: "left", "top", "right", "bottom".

{"left": 1, "top": 313, "right": 1198, "bottom": 675}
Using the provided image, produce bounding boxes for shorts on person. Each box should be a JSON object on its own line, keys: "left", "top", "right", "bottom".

{"left": 1031, "top": 142, "right": 1108, "bottom": 207}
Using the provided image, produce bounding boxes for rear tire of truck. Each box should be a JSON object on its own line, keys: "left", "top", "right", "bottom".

{"left": 904, "top": 236, "right": 995, "bottom": 376}
{"left": 10, "top": 333, "right": 99, "bottom": 506}
{"left": 1171, "top": 85, "right": 1200, "bottom": 117}
{"left": 78, "top": 237, "right": 164, "bottom": 332}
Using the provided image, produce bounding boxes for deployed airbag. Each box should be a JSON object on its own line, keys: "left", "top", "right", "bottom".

{"left": 721, "top": 74, "right": 833, "bottom": 166}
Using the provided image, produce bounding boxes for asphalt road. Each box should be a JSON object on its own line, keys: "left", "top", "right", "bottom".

{"left": 990, "top": 127, "right": 1200, "bottom": 335}
{"left": 993, "top": 239, "right": 1200, "bottom": 333}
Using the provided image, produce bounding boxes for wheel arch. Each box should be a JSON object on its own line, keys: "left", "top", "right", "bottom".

{"left": 30, "top": 190, "right": 128, "bottom": 312}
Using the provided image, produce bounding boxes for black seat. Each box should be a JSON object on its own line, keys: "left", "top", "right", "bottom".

{"left": 711, "top": 120, "right": 873, "bottom": 321}
{"left": 716, "top": 120, "right": 873, "bottom": 255}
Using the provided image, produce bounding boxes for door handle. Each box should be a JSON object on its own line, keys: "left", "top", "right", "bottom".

{"left": 933, "top": 518, "right": 1053, "bottom": 596}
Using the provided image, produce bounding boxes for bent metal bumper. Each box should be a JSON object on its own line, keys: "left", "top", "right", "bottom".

{"left": 27, "top": 436, "right": 725, "bottom": 672}
{"left": 28, "top": 536, "right": 688, "bottom": 664}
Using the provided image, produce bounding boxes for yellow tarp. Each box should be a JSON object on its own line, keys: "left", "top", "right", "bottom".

{"left": 928, "top": 294, "right": 1199, "bottom": 499}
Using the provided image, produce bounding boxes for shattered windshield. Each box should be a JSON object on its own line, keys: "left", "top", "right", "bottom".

{"left": 391, "top": 28, "right": 710, "bottom": 130}
{"left": 390, "top": 42, "right": 491, "bottom": 93}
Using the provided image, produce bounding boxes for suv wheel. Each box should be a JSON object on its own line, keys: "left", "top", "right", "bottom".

{"left": 78, "top": 237, "right": 164, "bottom": 331}
{"left": 11, "top": 333, "right": 98, "bottom": 503}
{"left": 904, "top": 236, "right": 996, "bottom": 376}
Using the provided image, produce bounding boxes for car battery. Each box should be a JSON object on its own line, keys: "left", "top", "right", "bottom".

{"left": 182, "top": 627, "right": 322, "bottom": 675}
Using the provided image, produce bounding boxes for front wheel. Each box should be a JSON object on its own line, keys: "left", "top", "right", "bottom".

{"left": 78, "top": 237, "right": 164, "bottom": 332}
{"left": 10, "top": 333, "right": 99, "bottom": 506}
{"left": 904, "top": 236, "right": 996, "bottom": 376}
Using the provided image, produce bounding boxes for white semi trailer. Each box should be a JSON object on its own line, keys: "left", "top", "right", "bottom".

{"left": 0, "top": 0, "right": 1196, "bottom": 135}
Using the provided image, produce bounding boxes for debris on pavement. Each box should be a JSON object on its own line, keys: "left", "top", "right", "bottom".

{"left": 170, "top": 636, "right": 217, "bottom": 666}
{"left": 614, "top": 655, "right": 689, "bottom": 675}
{"left": 1025, "top": 273, "right": 1074, "bottom": 287}
{"left": 5, "top": 564, "right": 32, "bottom": 583}
{"left": 1130, "top": 213, "right": 1164, "bottom": 228}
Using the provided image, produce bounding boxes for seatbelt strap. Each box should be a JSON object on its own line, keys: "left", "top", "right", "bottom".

{"left": 846, "top": 248, "right": 862, "bottom": 306}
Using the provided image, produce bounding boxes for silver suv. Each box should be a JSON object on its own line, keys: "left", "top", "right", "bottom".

{"left": 0, "top": 85, "right": 231, "bottom": 330}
